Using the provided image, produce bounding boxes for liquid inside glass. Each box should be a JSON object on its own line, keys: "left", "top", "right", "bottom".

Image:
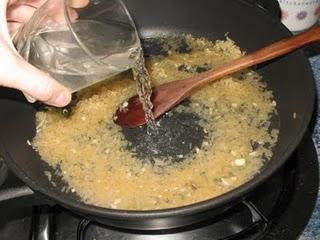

{"left": 19, "top": 19, "right": 140, "bottom": 92}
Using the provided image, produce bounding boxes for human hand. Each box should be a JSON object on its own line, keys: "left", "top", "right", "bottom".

{"left": 0, "top": 0, "right": 88, "bottom": 107}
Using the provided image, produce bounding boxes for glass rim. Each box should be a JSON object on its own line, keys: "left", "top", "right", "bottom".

{"left": 63, "top": 0, "right": 141, "bottom": 66}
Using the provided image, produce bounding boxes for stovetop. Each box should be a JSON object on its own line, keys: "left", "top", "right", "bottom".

{"left": 1, "top": 5, "right": 320, "bottom": 240}
{"left": 0, "top": 132, "right": 318, "bottom": 240}
{"left": 300, "top": 49, "right": 320, "bottom": 240}
{"left": 0, "top": 71, "right": 318, "bottom": 239}
{"left": 0, "top": 40, "right": 319, "bottom": 240}
{"left": 0, "top": 44, "right": 319, "bottom": 240}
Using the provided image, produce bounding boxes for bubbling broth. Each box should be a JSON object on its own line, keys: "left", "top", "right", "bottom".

{"left": 33, "top": 36, "right": 279, "bottom": 210}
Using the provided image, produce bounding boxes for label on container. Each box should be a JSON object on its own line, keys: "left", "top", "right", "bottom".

{"left": 278, "top": 0, "right": 320, "bottom": 31}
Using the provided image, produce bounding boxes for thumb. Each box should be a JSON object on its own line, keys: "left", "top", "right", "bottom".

{"left": 0, "top": 54, "right": 71, "bottom": 107}
{"left": 0, "top": 0, "right": 71, "bottom": 107}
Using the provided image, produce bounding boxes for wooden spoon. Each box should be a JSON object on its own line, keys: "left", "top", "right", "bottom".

{"left": 115, "top": 26, "right": 320, "bottom": 128}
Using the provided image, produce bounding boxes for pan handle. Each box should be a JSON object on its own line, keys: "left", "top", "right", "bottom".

{"left": 0, "top": 153, "right": 33, "bottom": 202}
{"left": 242, "top": 0, "right": 282, "bottom": 20}
{"left": 0, "top": 175, "right": 52, "bottom": 207}
{"left": 0, "top": 143, "right": 54, "bottom": 207}
{"left": 0, "top": 154, "right": 8, "bottom": 186}
{"left": 0, "top": 157, "right": 52, "bottom": 207}
{"left": 0, "top": 183, "right": 34, "bottom": 202}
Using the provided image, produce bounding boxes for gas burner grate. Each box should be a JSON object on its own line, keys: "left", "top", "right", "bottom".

{"left": 74, "top": 200, "right": 269, "bottom": 240}
{"left": 77, "top": 219, "right": 91, "bottom": 240}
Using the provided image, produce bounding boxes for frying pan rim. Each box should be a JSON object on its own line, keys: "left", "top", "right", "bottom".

{"left": 1, "top": 0, "right": 316, "bottom": 220}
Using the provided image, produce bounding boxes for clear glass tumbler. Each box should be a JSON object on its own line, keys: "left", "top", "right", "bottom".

{"left": 14, "top": 0, "right": 141, "bottom": 93}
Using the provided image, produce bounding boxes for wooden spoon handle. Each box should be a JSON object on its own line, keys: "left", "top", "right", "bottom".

{"left": 187, "top": 26, "right": 320, "bottom": 90}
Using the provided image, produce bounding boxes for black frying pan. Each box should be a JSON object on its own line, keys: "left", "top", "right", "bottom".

{"left": 0, "top": 0, "right": 315, "bottom": 230}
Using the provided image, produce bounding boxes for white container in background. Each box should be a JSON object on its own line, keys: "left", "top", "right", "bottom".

{"left": 278, "top": 0, "right": 320, "bottom": 32}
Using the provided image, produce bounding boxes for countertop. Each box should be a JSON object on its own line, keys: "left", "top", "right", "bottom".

{"left": 300, "top": 53, "right": 320, "bottom": 239}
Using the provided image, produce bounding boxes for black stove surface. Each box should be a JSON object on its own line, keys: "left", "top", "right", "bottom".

{"left": 0, "top": 133, "right": 318, "bottom": 240}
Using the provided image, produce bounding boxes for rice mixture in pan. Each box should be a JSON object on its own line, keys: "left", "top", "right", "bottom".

{"left": 33, "top": 36, "right": 279, "bottom": 210}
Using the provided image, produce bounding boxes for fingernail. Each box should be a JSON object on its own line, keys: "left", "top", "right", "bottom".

{"left": 69, "top": 0, "right": 89, "bottom": 8}
{"left": 54, "top": 90, "right": 71, "bottom": 107}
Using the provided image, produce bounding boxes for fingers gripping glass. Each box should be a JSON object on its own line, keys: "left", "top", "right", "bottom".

{"left": 14, "top": 0, "right": 141, "bottom": 97}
